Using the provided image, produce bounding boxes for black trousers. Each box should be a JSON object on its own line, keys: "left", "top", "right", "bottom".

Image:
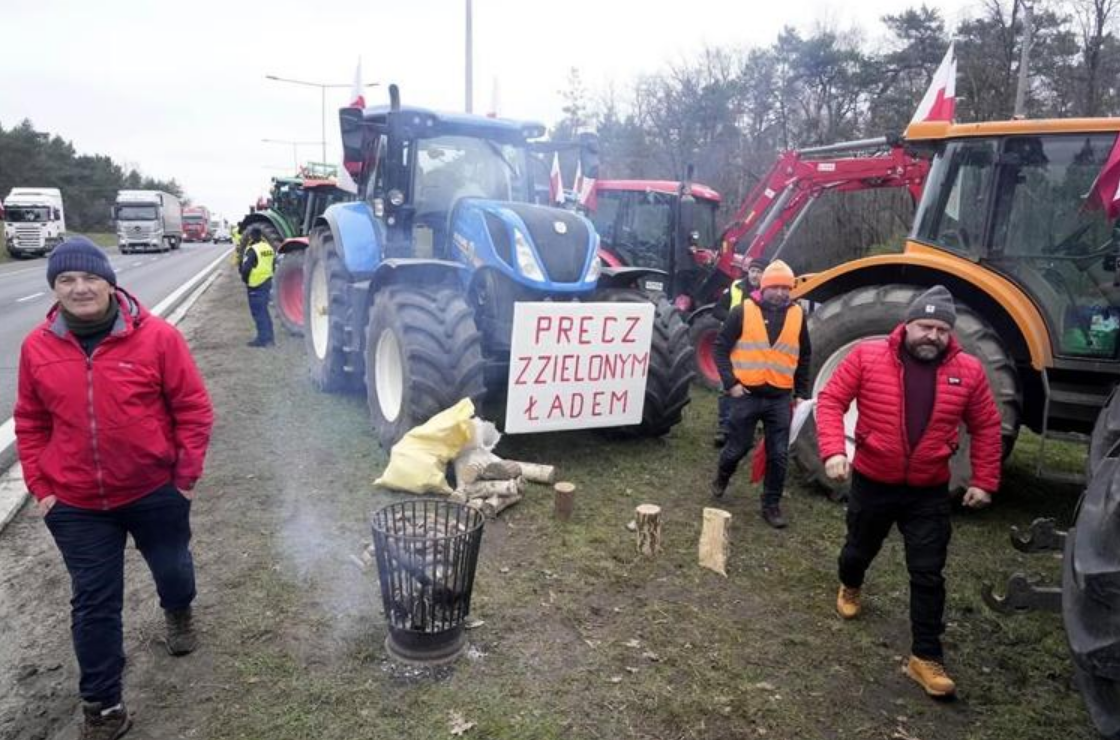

{"left": 716, "top": 394, "right": 791, "bottom": 507}
{"left": 838, "top": 471, "right": 952, "bottom": 661}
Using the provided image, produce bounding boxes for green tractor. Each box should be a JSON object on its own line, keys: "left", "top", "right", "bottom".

{"left": 238, "top": 170, "right": 354, "bottom": 335}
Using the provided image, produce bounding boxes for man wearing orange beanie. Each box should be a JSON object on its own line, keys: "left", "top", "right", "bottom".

{"left": 711, "top": 259, "right": 812, "bottom": 528}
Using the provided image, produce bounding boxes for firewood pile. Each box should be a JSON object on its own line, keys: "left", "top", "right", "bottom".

{"left": 448, "top": 420, "right": 556, "bottom": 519}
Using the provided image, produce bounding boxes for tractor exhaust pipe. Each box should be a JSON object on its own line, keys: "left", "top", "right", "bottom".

{"left": 389, "top": 84, "right": 400, "bottom": 112}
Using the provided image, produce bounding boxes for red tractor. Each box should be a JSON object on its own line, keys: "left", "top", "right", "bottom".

{"left": 683, "top": 137, "right": 930, "bottom": 389}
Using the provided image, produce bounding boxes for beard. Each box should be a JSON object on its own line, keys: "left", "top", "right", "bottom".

{"left": 905, "top": 337, "right": 945, "bottom": 362}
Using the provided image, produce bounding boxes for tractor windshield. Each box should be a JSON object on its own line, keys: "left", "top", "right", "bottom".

{"left": 413, "top": 136, "right": 528, "bottom": 218}
{"left": 915, "top": 132, "right": 1120, "bottom": 359}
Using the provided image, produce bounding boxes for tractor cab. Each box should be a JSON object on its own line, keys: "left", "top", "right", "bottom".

{"left": 340, "top": 102, "right": 602, "bottom": 298}
{"left": 909, "top": 121, "right": 1120, "bottom": 365}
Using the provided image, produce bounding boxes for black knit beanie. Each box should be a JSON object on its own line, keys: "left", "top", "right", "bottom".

{"left": 905, "top": 285, "right": 957, "bottom": 327}
{"left": 47, "top": 237, "right": 117, "bottom": 288}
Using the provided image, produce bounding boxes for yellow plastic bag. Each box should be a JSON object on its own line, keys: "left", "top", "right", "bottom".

{"left": 373, "top": 398, "right": 476, "bottom": 495}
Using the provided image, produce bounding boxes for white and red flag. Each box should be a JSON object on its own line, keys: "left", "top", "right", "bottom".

{"left": 338, "top": 58, "right": 365, "bottom": 191}
{"left": 349, "top": 58, "right": 366, "bottom": 109}
{"left": 1086, "top": 135, "right": 1120, "bottom": 220}
{"left": 575, "top": 159, "right": 597, "bottom": 210}
{"left": 549, "top": 153, "right": 564, "bottom": 204}
{"left": 910, "top": 42, "right": 957, "bottom": 124}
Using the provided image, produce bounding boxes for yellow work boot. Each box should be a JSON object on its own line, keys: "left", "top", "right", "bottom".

{"left": 836, "top": 585, "right": 861, "bottom": 619}
{"left": 905, "top": 656, "right": 957, "bottom": 698}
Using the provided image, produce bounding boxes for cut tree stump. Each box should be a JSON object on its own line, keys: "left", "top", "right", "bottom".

{"left": 554, "top": 481, "right": 576, "bottom": 521}
{"left": 635, "top": 504, "right": 662, "bottom": 557}
{"left": 698, "top": 507, "right": 731, "bottom": 576}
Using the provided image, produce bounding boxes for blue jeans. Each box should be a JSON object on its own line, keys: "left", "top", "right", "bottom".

{"left": 45, "top": 483, "right": 195, "bottom": 706}
{"left": 247, "top": 279, "right": 274, "bottom": 343}
{"left": 716, "top": 394, "right": 792, "bottom": 506}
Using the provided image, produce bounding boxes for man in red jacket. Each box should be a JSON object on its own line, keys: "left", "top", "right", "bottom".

{"left": 14, "top": 237, "right": 214, "bottom": 740}
{"left": 815, "top": 285, "right": 1001, "bottom": 699}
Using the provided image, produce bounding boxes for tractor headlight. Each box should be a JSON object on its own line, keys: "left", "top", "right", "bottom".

{"left": 387, "top": 189, "right": 405, "bottom": 207}
{"left": 513, "top": 229, "right": 546, "bottom": 281}
{"left": 583, "top": 254, "right": 602, "bottom": 283}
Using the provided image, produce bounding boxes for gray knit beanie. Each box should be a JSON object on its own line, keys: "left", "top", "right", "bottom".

{"left": 47, "top": 237, "right": 117, "bottom": 288}
{"left": 905, "top": 285, "right": 956, "bottom": 327}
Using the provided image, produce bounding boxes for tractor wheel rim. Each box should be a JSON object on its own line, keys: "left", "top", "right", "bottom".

{"left": 375, "top": 331, "right": 404, "bottom": 423}
{"left": 310, "top": 259, "right": 329, "bottom": 359}
{"left": 280, "top": 260, "right": 304, "bottom": 327}
{"left": 813, "top": 336, "right": 886, "bottom": 459}
{"left": 696, "top": 330, "right": 720, "bottom": 384}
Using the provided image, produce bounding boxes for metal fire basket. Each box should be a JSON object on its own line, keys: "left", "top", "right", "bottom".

{"left": 370, "top": 499, "right": 485, "bottom": 665}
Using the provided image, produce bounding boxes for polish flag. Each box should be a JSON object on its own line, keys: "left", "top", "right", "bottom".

{"left": 1086, "top": 134, "right": 1120, "bottom": 220}
{"left": 549, "top": 153, "right": 564, "bottom": 204}
{"left": 576, "top": 161, "right": 597, "bottom": 210}
{"left": 486, "top": 77, "right": 500, "bottom": 118}
{"left": 910, "top": 42, "right": 957, "bottom": 124}
{"left": 572, "top": 159, "right": 583, "bottom": 202}
{"left": 349, "top": 58, "right": 366, "bottom": 109}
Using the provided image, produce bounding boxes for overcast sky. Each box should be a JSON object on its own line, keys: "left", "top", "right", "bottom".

{"left": 2, "top": 0, "right": 979, "bottom": 222}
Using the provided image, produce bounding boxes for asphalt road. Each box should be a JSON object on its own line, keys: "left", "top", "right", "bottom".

{"left": 0, "top": 241, "right": 229, "bottom": 422}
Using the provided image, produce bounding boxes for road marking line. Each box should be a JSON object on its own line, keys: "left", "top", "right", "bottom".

{"left": 16, "top": 292, "right": 44, "bottom": 303}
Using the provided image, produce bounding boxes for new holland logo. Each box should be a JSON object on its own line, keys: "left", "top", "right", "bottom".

{"left": 553, "top": 220, "right": 568, "bottom": 235}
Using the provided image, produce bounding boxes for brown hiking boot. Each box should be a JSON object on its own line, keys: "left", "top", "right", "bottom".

{"left": 80, "top": 702, "right": 132, "bottom": 740}
{"left": 165, "top": 608, "right": 198, "bottom": 656}
{"left": 836, "top": 585, "right": 861, "bottom": 619}
{"left": 905, "top": 655, "right": 957, "bottom": 697}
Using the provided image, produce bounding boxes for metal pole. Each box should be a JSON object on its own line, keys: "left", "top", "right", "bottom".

{"left": 465, "top": 0, "right": 473, "bottom": 113}
{"left": 321, "top": 86, "right": 327, "bottom": 164}
{"left": 1014, "top": 1, "right": 1034, "bottom": 117}
{"left": 796, "top": 136, "right": 890, "bottom": 157}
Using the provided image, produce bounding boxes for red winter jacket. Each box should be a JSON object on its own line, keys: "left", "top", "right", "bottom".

{"left": 14, "top": 290, "right": 214, "bottom": 509}
{"left": 816, "top": 324, "right": 1002, "bottom": 492}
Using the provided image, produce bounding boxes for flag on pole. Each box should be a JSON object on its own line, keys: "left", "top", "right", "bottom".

{"left": 549, "top": 153, "right": 564, "bottom": 204}
{"left": 576, "top": 159, "right": 597, "bottom": 210}
{"left": 349, "top": 58, "right": 366, "bottom": 109}
{"left": 572, "top": 159, "right": 583, "bottom": 202}
{"left": 1086, "top": 134, "right": 1120, "bottom": 220}
{"left": 486, "top": 77, "right": 501, "bottom": 119}
{"left": 910, "top": 42, "right": 957, "bottom": 124}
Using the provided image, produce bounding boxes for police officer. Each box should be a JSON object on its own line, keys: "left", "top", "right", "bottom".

{"left": 240, "top": 228, "right": 275, "bottom": 347}
{"left": 710, "top": 260, "right": 811, "bottom": 528}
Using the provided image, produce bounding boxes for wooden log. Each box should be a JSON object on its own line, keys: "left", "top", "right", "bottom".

{"left": 698, "top": 507, "right": 732, "bottom": 576}
{"left": 454, "top": 448, "right": 500, "bottom": 486}
{"left": 457, "top": 478, "right": 524, "bottom": 500}
{"left": 554, "top": 481, "right": 576, "bottom": 521}
{"left": 635, "top": 504, "right": 662, "bottom": 557}
{"left": 509, "top": 460, "right": 557, "bottom": 485}
{"left": 481, "top": 460, "right": 523, "bottom": 480}
{"left": 484, "top": 492, "right": 522, "bottom": 518}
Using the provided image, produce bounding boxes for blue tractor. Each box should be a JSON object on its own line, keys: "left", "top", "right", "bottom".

{"left": 301, "top": 87, "right": 693, "bottom": 447}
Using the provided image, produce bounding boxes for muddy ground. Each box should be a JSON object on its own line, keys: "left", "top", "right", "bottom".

{"left": 0, "top": 265, "right": 1096, "bottom": 740}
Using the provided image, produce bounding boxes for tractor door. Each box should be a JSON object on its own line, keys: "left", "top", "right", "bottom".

{"left": 986, "top": 134, "right": 1120, "bottom": 360}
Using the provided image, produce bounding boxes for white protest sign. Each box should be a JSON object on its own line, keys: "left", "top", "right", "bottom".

{"left": 505, "top": 302, "right": 655, "bottom": 433}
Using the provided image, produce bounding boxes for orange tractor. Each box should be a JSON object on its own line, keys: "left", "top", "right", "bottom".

{"left": 791, "top": 117, "right": 1120, "bottom": 736}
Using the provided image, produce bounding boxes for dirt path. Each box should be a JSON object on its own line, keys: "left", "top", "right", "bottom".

{"left": 0, "top": 265, "right": 1095, "bottom": 740}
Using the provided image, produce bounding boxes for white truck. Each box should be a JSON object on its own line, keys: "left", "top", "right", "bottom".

{"left": 3, "top": 187, "right": 66, "bottom": 258}
{"left": 114, "top": 190, "right": 183, "bottom": 253}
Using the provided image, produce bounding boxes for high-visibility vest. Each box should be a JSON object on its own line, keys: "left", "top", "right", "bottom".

{"left": 729, "top": 280, "right": 746, "bottom": 308}
{"left": 730, "top": 300, "right": 803, "bottom": 389}
{"left": 245, "top": 240, "right": 275, "bottom": 288}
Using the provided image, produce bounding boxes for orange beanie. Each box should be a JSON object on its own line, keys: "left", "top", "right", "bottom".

{"left": 760, "top": 259, "right": 795, "bottom": 289}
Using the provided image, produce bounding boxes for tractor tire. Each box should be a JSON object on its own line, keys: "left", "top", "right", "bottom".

{"left": 237, "top": 222, "right": 281, "bottom": 265}
{"left": 303, "top": 230, "right": 361, "bottom": 393}
{"left": 275, "top": 249, "right": 306, "bottom": 337}
{"left": 688, "top": 311, "right": 724, "bottom": 391}
{"left": 364, "top": 285, "right": 486, "bottom": 449}
{"left": 1064, "top": 397, "right": 1120, "bottom": 739}
{"left": 1089, "top": 386, "right": 1120, "bottom": 477}
{"left": 595, "top": 288, "right": 694, "bottom": 438}
{"left": 792, "top": 284, "right": 1022, "bottom": 497}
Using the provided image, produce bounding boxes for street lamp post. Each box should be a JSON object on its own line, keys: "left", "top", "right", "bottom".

{"left": 265, "top": 75, "right": 379, "bottom": 165}
{"left": 261, "top": 138, "right": 321, "bottom": 173}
